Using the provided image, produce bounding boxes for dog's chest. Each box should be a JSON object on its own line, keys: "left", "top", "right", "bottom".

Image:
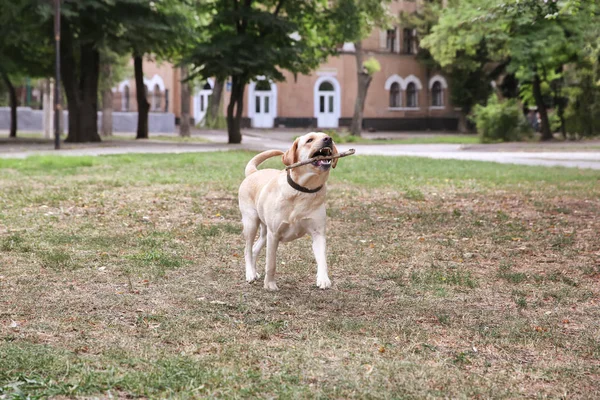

{"left": 276, "top": 218, "right": 310, "bottom": 242}
{"left": 273, "top": 203, "right": 322, "bottom": 242}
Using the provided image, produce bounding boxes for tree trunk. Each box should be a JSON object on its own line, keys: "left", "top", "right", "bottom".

{"left": 205, "top": 78, "right": 224, "bottom": 128}
{"left": 532, "top": 72, "right": 552, "bottom": 141}
{"left": 80, "top": 46, "right": 101, "bottom": 142}
{"left": 61, "top": 20, "right": 101, "bottom": 143}
{"left": 179, "top": 66, "right": 191, "bottom": 137}
{"left": 43, "top": 79, "right": 54, "bottom": 139}
{"left": 60, "top": 20, "right": 81, "bottom": 142}
{"left": 226, "top": 76, "right": 244, "bottom": 144}
{"left": 350, "top": 41, "right": 372, "bottom": 136}
{"left": 134, "top": 55, "right": 149, "bottom": 139}
{"left": 557, "top": 101, "right": 567, "bottom": 140}
{"left": 457, "top": 111, "right": 469, "bottom": 133}
{"left": 0, "top": 69, "right": 17, "bottom": 138}
{"left": 101, "top": 63, "right": 113, "bottom": 137}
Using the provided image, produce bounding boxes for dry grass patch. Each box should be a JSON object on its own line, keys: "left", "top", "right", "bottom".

{"left": 0, "top": 153, "right": 599, "bottom": 398}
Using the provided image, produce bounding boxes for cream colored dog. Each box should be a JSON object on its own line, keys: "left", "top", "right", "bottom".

{"left": 238, "top": 132, "right": 339, "bottom": 290}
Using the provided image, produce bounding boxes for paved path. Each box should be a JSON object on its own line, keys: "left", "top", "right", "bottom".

{"left": 1, "top": 130, "right": 599, "bottom": 170}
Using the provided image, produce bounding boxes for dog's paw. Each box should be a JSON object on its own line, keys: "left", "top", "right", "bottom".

{"left": 316, "top": 276, "right": 332, "bottom": 289}
{"left": 246, "top": 271, "right": 260, "bottom": 283}
{"left": 264, "top": 281, "right": 279, "bottom": 291}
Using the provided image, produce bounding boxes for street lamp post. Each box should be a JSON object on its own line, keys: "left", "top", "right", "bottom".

{"left": 54, "top": 0, "right": 61, "bottom": 150}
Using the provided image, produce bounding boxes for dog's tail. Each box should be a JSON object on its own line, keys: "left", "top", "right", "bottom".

{"left": 245, "top": 150, "right": 285, "bottom": 177}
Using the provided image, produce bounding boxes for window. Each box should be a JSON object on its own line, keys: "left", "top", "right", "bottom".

{"left": 386, "top": 28, "right": 397, "bottom": 53}
{"left": 389, "top": 82, "right": 401, "bottom": 107}
{"left": 431, "top": 81, "right": 443, "bottom": 107}
{"left": 406, "top": 82, "right": 418, "bottom": 107}
{"left": 403, "top": 28, "right": 417, "bottom": 54}
{"left": 319, "top": 81, "right": 334, "bottom": 91}
{"left": 202, "top": 81, "right": 212, "bottom": 90}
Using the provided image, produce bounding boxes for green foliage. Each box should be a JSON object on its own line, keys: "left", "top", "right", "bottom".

{"left": 187, "top": 0, "right": 338, "bottom": 84}
{"left": 420, "top": 0, "right": 600, "bottom": 138}
{"left": 333, "top": 0, "right": 394, "bottom": 43}
{"left": 363, "top": 57, "right": 381, "bottom": 75}
{"left": 471, "top": 94, "right": 531, "bottom": 143}
{"left": 562, "top": 21, "right": 600, "bottom": 138}
{"left": 401, "top": 1, "right": 492, "bottom": 116}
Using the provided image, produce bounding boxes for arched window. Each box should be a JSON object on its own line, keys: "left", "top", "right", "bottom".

{"left": 389, "top": 82, "right": 401, "bottom": 108}
{"left": 123, "top": 86, "right": 130, "bottom": 111}
{"left": 202, "top": 81, "right": 212, "bottom": 90}
{"left": 153, "top": 84, "right": 161, "bottom": 111}
{"left": 431, "top": 81, "right": 443, "bottom": 107}
{"left": 406, "top": 82, "right": 418, "bottom": 108}
{"left": 318, "top": 81, "right": 334, "bottom": 91}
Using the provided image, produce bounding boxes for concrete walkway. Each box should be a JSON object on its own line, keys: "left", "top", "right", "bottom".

{"left": 0, "top": 130, "right": 599, "bottom": 170}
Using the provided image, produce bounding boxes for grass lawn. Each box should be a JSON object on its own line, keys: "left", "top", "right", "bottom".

{"left": 0, "top": 152, "right": 599, "bottom": 398}
{"left": 330, "top": 134, "right": 480, "bottom": 145}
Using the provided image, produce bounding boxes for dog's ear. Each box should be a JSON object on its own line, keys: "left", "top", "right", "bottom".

{"left": 282, "top": 138, "right": 300, "bottom": 166}
{"left": 331, "top": 141, "right": 340, "bottom": 169}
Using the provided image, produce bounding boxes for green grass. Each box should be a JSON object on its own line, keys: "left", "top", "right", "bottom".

{"left": 315, "top": 131, "right": 480, "bottom": 145}
{"left": 0, "top": 151, "right": 597, "bottom": 193}
{"left": 0, "top": 151, "right": 599, "bottom": 398}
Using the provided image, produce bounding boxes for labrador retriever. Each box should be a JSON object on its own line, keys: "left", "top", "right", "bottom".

{"left": 238, "top": 132, "right": 339, "bottom": 290}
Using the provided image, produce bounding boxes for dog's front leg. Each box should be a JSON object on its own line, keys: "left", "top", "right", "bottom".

{"left": 311, "top": 230, "right": 332, "bottom": 289}
{"left": 264, "top": 231, "right": 280, "bottom": 291}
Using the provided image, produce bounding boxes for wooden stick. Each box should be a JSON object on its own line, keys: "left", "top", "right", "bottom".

{"left": 285, "top": 149, "right": 356, "bottom": 170}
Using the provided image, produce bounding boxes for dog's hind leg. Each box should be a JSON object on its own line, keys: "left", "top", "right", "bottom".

{"left": 242, "top": 214, "right": 260, "bottom": 283}
{"left": 252, "top": 224, "right": 266, "bottom": 268}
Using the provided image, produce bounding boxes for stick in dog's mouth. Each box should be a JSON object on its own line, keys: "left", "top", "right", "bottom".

{"left": 310, "top": 147, "right": 333, "bottom": 167}
{"left": 285, "top": 149, "right": 356, "bottom": 170}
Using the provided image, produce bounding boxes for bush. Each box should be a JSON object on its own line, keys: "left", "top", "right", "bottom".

{"left": 471, "top": 94, "right": 532, "bottom": 143}
{"left": 324, "top": 129, "right": 358, "bottom": 144}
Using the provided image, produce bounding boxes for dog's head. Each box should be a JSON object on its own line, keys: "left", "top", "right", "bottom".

{"left": 282, "top": 132, "right": 339, "bottom": 171}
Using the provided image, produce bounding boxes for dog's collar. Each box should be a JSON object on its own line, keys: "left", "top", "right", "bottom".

{"left": 286, "top": 171, "right": 323, "bottom": 194}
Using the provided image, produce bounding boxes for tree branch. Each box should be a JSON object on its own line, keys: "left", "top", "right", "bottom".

{"left": 273, "top": 0, "right": 284, "bottom": 16}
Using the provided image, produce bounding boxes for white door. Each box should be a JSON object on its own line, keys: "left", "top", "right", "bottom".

{"left": 253, "top": 92, "right": 273, "bottom": 128}
{"left": 251, "top": 80, "right": 275, "bottom": 128}
{"left": 315, "top": 79, "right": 339, "bottom": 128}
{"left": 193, "top": 81, "right": 213, "bottom": 126}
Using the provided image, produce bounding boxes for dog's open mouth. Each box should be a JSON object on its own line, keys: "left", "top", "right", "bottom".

{"left": 310, "top": 147, "right": 332, "bottom": 167}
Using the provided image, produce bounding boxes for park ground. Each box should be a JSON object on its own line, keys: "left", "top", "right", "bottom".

{"left": 0, "top": 150, "right": 599, "bottom": 398}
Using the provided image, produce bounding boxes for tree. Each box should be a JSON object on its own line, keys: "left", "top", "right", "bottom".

{"left": 421, "top": 0, "right": 588, "bottom": 140}
{"left": 99, "top": 49, "right": 131, "bottom": 137}
{"left": 334, "top": 0, "right": 392, "bottom": 136}
{"left": 187, "top": 0, "right": 340, "bottom": 143}
{"left": 401, "top": 1, "right": 493, "bottom": 133}
{"left": 204, "top": 78, "right": 225, "bottom": 129}
{"left": 180, "top": 66, "right": 191, "bottom": 137}
{"left": 562, "top": 8, "right": 600, "bottom": 138}
{"left": 106, "top": 0, "right": 194, "bottom": 139}
{"left": 0, "top": 0, "right": 52, "bottom": 138}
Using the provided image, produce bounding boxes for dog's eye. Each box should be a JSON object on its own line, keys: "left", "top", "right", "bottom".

{"left": 306, "top": 138, "right": 313, "bottom": 143}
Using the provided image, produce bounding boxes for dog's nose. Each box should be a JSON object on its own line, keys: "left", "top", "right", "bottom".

{"left": 323, "top": 136, "right": 332, "bottom": 144}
